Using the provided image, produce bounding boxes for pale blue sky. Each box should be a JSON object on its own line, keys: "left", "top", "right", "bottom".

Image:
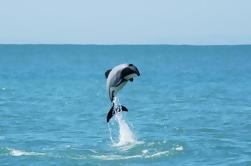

{"left": 0, "top": 0, "right": 251, "bottom": 44}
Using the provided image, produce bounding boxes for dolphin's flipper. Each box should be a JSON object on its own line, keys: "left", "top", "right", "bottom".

{"left": 105, "top": 69, "right": 112, "bottom": 79}
{"left": 106, "top": 105, "right": 128, "bottom": 123}
{"left": 115, "top": 78, "right": 126, "bottom": 87}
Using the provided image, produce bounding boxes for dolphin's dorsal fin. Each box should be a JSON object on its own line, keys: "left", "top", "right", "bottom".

{"left": 105, "top": 69, "right": 112, "bottom": 79}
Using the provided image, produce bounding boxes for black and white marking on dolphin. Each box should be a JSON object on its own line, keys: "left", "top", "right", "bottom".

{"left": 105, "top": 64, "right": 140, "bottom": 122}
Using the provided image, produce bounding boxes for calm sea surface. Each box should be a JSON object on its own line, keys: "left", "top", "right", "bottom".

{"left": 0, "top": 45, "right": 251, "bottom": 165}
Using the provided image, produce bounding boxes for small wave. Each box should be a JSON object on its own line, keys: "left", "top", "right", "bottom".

{"left": 92, "top": 154, "right": 142, "bottom": 160}
{"left": 92, "top": 150, "right": 169, "bottom": 160}
{"left": 144, "top": 150, "right": 169, "bottom": 158}
{"left": 87, "top": 149, "right": 98, "bottom": 154}
{"left": 7, "top": 148, "right": 45, "bottom": 157}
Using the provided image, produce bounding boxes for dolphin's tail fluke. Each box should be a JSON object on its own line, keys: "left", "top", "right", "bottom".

{"left": 107, "top": 105, "right": 128, "bottom": 123}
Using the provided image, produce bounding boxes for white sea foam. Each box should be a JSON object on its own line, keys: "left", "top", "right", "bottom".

{"left": 92, "top": 154, "right": 142, "bottom": 160}
{"left": 8, "top": 148, "right": 45, "bottom": 157}
{"left": 142, "top": 149, "right": 149, "bottom": 154}
{"left": 92, "top": 150, "right": 169, "bottom": 160}
{"left": 175, "top": 145, "right": 184, "bottom": 151}
{"left": 145, "top": 150, "right": 169, "bottom": 158}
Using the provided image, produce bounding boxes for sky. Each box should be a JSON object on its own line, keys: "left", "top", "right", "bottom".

{"left": 0, "top": 0, "right": 251, "bottom": 44}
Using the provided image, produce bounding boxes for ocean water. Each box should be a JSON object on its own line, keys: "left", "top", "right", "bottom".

{"left": 0, "top": 45, "right": 251, "bottom": 165}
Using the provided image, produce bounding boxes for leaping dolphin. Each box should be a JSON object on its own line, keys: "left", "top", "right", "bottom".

{"left": 105, "top": 64, "right": 140, "bottom": 122}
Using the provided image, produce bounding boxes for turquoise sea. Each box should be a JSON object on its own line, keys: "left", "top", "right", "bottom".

{"left": 0, "top": 45, "right": 251, "bottom": 165}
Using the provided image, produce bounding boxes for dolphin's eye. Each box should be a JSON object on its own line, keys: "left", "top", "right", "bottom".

{"left": 128, "top": 64, "right": 133, "bottom": 66}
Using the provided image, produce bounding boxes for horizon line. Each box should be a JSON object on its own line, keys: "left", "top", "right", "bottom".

{"left": 0, "top": 43, "right": 251, "bottom": 46}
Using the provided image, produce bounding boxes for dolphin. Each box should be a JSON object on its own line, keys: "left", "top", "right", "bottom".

{"left": 105, "top": 64, "right": 140, "bottom": 122}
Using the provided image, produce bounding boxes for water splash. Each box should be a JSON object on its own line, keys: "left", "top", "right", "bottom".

{"left": 113, "top": 112, "right": 137, "bottom": 146}
{"left": 108, "top": 97, "right": 138, "bottom": 148}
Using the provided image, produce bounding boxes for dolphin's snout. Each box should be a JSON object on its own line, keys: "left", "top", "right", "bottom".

{"left": 129, "top": 64, "right": 140, "bottom": 76}
{"left": 136, "top": 69, "right": 140, "bottom": 76}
